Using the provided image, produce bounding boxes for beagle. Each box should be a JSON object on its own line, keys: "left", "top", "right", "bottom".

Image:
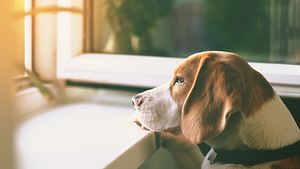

{"left": 132, "top": 51, "right": 300, "bottom": 169}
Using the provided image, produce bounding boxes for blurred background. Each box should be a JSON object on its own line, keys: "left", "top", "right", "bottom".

{"left": 91, "top": 0, "right": 300, "bottom": 63}
{"left": 1, "top": 0, "right": 299, "bottom": 169}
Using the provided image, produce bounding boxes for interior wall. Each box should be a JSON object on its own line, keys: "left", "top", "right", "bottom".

{"left": 0, "top": 1, "right": 17, "bottom": 169}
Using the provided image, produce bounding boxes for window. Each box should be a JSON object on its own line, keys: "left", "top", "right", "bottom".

{"left": 89, "top": 0, "right": 300, "bottom": 64}
{"left": 24, "top": 0, "right": 84, "bottom": 80}
{"left": 13, "top": 0, "right": 84, "bottom": 92}
{"left": 22, "top": 0, "right": 299, "bottom": 96}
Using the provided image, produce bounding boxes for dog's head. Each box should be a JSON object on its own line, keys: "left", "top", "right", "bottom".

{"left": 132, "top": 51, "right": 274, "bottom": 144}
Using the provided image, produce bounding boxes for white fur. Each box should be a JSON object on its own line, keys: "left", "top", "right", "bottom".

{"left": 241, "top": 94, "right": 300, "bottom": 150}
{"left": 133, "top": 83, "right": 181, "bottom": 131}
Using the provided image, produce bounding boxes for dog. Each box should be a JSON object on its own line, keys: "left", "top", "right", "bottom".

{"left": 132, "top": 51, "right": 300, "bottom": 169}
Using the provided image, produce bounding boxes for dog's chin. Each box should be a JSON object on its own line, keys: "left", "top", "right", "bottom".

{"left": 133, "top": 119, "right": 150, "bottom": 131}
{"left": 133, "top": 119, "right": 180, "bottom": 134}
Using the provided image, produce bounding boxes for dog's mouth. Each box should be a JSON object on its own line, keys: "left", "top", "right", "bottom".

{"left": 133, "top": 119, "right": 181, "bottom": 134}
{"left": 133, "top": 119, "right": 150, "bottom": 131}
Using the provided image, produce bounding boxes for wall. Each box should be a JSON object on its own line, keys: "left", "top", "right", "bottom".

{"left": 0, "top": 1, "right": 19, "bottom": 169}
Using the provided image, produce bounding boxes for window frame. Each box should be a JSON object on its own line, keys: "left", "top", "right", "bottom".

{"left": 57, "top": 53, "right": 300, "bottom": 97}
{"left": 18, "top": 0, "right": 84, "bottom": 81}
{"left": 14, "top": 0, "right": 85, "bottom": 92}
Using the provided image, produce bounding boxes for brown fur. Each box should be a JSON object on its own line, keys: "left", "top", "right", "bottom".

{"left": 170, "top": 51, "right": 274, "bottom": 144}
{"left": 271, "top": 155, "right": 300, "bottom": 169}
{"left": 170, "top": 53, "right": 204, "bottom": 107}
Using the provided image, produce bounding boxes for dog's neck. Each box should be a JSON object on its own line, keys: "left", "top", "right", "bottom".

{"left": 207, "top": 94, "right": 300, "bottom": 150}
{"left": 240, "top": 94, "right": 300, "bottom": 149}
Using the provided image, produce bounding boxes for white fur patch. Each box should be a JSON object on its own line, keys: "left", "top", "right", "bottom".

{"left": 241, "top": 94, "right": 300, "bottom": 149}
{"left": 133, "top": 83, "right": 181, "bottom": 131}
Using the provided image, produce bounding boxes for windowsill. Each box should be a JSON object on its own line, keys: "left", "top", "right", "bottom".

{"left": 15, "top": 87, "right": 160, "bottom": 169}
{"left": 57, "top": 53, "right": 300, "bottom": 97}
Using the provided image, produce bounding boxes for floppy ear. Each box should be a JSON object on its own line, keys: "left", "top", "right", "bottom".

{"left": 181, "top": 55, "right": 244, "bottom": 144}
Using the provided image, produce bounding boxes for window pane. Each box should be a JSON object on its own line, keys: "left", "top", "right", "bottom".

{"left": 57, "top": 12, "right": 84, "bottom": 59}
{"left": 71, "top": 14, "right": 84, "bottom": 56}
{"left": 91, "top": 0, "right": 300, "bottom": 64}
{"left": 71, "top": 0, "right": 84, "bottom": 8}
{"left": 34, "top": 13, "right": 56, "bottom": 79}
{"left": 35, "top": 0, "right": 56, "bottom": 7}
{"left": 57, "top": 0, "right": 83, "bottom": 8}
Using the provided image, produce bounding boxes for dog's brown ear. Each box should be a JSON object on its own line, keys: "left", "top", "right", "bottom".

{"left": 181, "top": 54, "right": 245, "bottom": 144}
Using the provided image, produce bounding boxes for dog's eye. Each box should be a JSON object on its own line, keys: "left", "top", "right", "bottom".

{"left": 174, "top": 76, "right": 184, "bottom": 85}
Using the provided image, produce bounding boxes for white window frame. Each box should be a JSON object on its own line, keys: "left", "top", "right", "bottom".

{"left": 23, "top": 0, "right": 84, "bottom": 82}
{"left": 56, "top": 53, "right": 300, "bottom": 98}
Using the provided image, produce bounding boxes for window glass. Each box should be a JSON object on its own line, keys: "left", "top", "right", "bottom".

{"left": 91, "top": 0, "right": 300, "bottom": 64}
{"left": 24, "top": 0, "right": 84, "bottom": 79}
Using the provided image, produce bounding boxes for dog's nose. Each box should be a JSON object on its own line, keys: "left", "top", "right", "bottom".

{"left": 132, "top": 95, "right": 144, "bottom": 106}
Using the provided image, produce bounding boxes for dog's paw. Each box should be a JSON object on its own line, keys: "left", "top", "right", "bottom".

{"left": 160, "top": 132, "right": 195, "bottom": 151}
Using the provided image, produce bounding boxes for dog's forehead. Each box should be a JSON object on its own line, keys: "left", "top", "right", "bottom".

{"left": 174, "top": 54, "right": 203, "bottom": 75}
